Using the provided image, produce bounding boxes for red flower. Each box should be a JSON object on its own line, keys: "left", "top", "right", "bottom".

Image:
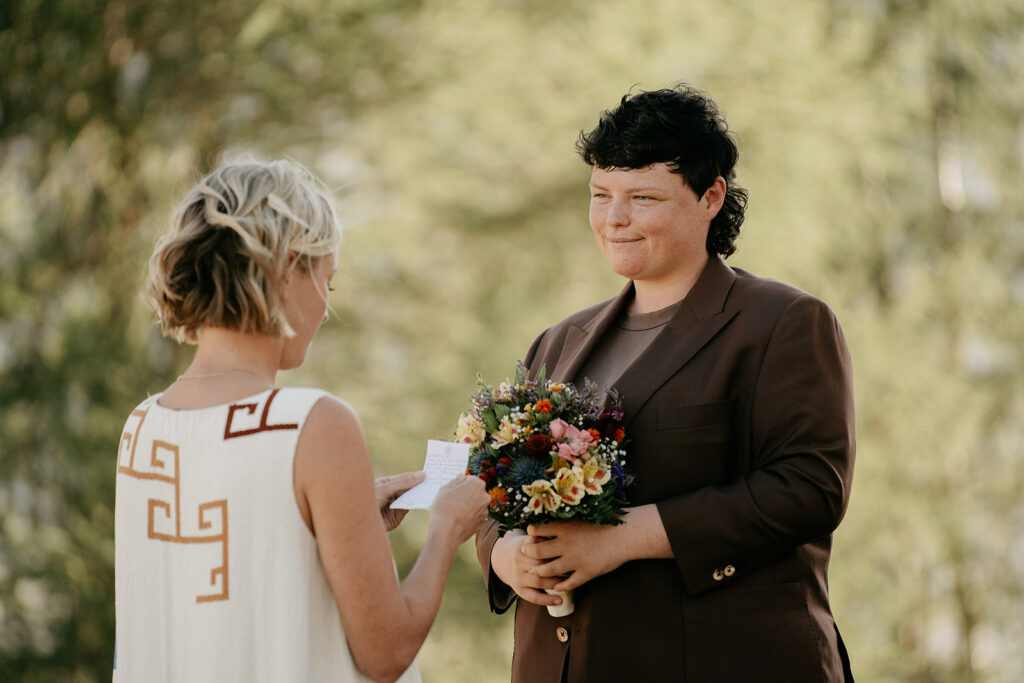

{"left": 535, "top": 399, "right": 553, "bottom": 414}
{"left": 525, "top": 434, "right": 553, "bottom": 458}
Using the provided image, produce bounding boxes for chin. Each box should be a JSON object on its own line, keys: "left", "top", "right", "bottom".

{"left": 608, "top": 264, "right": 642, "bottom": 280}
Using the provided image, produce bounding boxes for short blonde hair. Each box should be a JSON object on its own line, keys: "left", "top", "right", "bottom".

{"left": 147, "top": 159, "right": 343, "bottom": 343}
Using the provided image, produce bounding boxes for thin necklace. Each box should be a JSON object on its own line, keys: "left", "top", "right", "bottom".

{"left": 177, "top": 368, "right": 272, "bottom": 382}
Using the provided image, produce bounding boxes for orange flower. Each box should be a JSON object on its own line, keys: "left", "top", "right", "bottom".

{"left": 614, "top": 428, "right": 625, "bottom": 441}
{"left": 535, "top": 399, "right": 553, "bottom": 414}
{"left": 587, "top": 428, "right": 601, "bottom": 441}
{"left": 488, "top": 487, "right": 509, "bottom": 509}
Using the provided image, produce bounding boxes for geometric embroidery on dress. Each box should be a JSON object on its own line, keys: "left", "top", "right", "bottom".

{"left": 117, "top": 404, "right": 229, "bottom": 603}
{"left": 223, "top": 388, "right": 299, "bottom": 440}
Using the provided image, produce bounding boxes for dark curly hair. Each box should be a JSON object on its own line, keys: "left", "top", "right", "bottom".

{"left": 576, "top": 84, "right": 748, "bottom": 258}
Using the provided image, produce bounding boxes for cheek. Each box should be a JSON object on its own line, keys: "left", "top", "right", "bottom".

{"left": 589, "top": 203, "right": 605, "bottom": 231}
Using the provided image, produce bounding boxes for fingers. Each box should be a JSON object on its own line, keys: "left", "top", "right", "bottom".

{"left": 386, "top": 509, "right": 409, "bottom": 529}
{"left": 528, "top": 558, "right": 569, "bottom": 579}
{"left": 553, "top": 573, "right": 585, "bottom": 593}
{"left": 516, "top": 586, "right": 565, "bottom": 607}
{"left": 376, "top": 470, "right": 425, "bottom": 499}
{"left": 431, "top": 475, "right": 489, "bottom": 542}
{"left": 527, "top": 523, "right": 557, "bottom": 538}
{"left": 521, "top": 535, "right": 562, "bottom": 561}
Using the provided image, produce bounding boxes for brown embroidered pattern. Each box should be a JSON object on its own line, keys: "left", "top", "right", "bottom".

{"left": 118, "top": 403, "right": 229, "bottom": 603}
{"left": 224, "top": 388, "right": 299, "bottom": 440}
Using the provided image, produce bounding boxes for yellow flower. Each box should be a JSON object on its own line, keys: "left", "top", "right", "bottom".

{"left": 455, "top": 413, "right": 486, "bottom": 448}
{"left": 578, "top": 459, "right": 611, "bottom": 495}
{"left": 522, "top": 480, "right": 561, "bottom": 513}
{"left": 553, "top": 467, "right": 585, "bottom": 506}
{"left": 491, "top": 415, "right": 520, "bottom": 447}
{"left": 548, "top": 456, "right": 573, "bottom": 472}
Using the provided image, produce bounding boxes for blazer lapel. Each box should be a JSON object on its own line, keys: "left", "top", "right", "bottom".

{"left": 550, "top": 284, "right": 635, "bottom": 383}
{"left": 613, "top": 257, "right": 739, "bottom": 427}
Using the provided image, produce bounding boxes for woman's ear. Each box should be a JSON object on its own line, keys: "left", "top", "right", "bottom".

{"left": 702, "top": 176, "right": 727, "bottom": 218}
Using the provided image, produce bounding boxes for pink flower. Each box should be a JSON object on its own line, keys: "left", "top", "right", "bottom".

{"left": 556, "top": 442, "right": 581, "bottom": 464}
{"left": 549, "top": 418, "right": 570, "bottom": 441}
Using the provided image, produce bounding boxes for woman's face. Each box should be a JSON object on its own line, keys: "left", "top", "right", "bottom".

{"left": 280, "top": 252, "right": 336, "bottom": 370}
{"left": 588, "top": 163, "right": 721, "bottom": 287}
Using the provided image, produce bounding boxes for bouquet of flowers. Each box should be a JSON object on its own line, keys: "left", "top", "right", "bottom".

{"left": 456, "top": 363, "right": 633, "bottom": 615}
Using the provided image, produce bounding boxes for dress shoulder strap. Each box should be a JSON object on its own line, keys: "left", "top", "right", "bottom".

{"left": 251, "top": 387, "right": 331, "bottom": 430}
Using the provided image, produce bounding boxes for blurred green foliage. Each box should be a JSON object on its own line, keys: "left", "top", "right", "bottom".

{"left": 2, "top": 0, "right": 1023, "bottom": 681}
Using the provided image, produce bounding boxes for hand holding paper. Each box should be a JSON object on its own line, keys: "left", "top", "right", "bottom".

{"left": 389, "top": 440, "right": 472, "bottom": 510}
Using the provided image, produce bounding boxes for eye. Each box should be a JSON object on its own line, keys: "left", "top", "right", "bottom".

{"left": 634, "top": 195, "right": 656, "bottom": 201}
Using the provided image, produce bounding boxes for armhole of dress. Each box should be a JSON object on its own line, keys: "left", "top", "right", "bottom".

{"left": 290, "top": 391, "right": 333, "bottom": 539}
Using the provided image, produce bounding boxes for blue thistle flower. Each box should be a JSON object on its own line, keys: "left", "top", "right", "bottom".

{"left": 502, "top": 458, "right": 549, "bottom": 490}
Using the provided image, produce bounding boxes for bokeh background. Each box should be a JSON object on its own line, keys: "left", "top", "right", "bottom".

{"left": 2, "top": 0, "right": 1023, "bottom": 680}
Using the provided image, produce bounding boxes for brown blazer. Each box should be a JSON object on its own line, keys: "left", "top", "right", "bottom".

{"left": 476, "top": 256, "right": 856, "bottom": 682}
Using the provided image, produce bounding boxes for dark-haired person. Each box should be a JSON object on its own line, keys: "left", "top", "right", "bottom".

{"left": 115, "top": 160, "right": 489, "bottom": 682}
{"left": 476, "top": 85, "right": 856, "bottom": 682}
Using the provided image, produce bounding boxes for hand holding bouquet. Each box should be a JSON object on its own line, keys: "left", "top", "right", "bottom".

{"left": 456, "top": 363, "right": 632, "bottom": 615}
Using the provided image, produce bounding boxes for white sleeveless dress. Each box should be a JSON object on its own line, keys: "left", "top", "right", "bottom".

{"left": 113, "top": 387, "right": 421, "bottom": 682}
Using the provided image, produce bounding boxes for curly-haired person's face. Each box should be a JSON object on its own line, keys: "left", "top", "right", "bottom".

{"left": 588, "top": 164, "right": 722, "bottom": 288}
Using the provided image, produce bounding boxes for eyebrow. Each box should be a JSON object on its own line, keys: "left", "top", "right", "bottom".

{"left": 589, "top": 183, "right": 662, "bottom": 193}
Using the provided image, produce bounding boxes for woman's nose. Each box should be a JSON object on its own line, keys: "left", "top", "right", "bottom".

{"left": 607, "top": 200, "right": 630, "bottom": 226}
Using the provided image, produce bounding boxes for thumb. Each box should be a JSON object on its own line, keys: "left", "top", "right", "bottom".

{"left": 378, "top": 470, "right": 425, "bottom": 498}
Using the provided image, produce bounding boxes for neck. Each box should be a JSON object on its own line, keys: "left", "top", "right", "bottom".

{"left": 185, "top": 327, "right": 282, "bottom": 384}
{"left": 630, "top": 253, "right": 709, "bottom": 314}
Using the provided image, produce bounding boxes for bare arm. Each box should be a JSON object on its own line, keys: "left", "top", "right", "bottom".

{"left": 295, "top": 396, "right": 488, "bottom": 682}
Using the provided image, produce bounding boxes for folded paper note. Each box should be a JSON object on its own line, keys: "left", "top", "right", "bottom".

{"left": 389, "top": 440, "right": 471, "bottom": 510}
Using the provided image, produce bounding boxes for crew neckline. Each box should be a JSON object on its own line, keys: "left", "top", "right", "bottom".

{"left": 153, "top": 387, "right": 277, "bottom": 413}
{"left": 618, "top": 299, "right": 683, "bottom": 331}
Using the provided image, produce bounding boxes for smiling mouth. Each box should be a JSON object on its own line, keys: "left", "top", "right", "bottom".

{"left": 607, "top": 237, "right": 642, "bottom": 244}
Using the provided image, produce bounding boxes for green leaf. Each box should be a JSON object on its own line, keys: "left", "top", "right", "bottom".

{"left": 481, "top": 408, "right": 499, "bottom": 432}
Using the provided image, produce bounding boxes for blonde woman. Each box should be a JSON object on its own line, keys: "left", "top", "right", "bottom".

{"left": 114, "top": 160, "right": 488, "bottom": 682}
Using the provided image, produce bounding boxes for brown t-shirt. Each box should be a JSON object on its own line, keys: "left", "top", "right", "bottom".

{"left": 575, "top": 298, "right": 683, "bottom": 397}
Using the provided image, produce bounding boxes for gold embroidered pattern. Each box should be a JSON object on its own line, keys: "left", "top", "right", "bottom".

{"left": 224, "top": 388, "right": 299, "bottom": 440}
{"left": 118, "top": 404, "right": 229, "bottom": 603}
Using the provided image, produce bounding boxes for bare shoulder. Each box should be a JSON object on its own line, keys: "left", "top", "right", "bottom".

{"left": 303, "top": 394, "right": 363, "bottom": 438}
{"left": 294, "top": 394, "right": 374, "bottom": 532}
{"left": 296, "top": 395, "right": 370, "bottom": 479}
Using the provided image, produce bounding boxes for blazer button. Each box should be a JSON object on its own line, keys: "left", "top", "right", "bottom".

{"left": 724, "top": 564, "right": 736, "bottom": 577}
{"left": 556, "top": 627, "right": 569, "bottom": 643}
{"left": 712, "top": 569, "right": 724, "bottom": 582}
